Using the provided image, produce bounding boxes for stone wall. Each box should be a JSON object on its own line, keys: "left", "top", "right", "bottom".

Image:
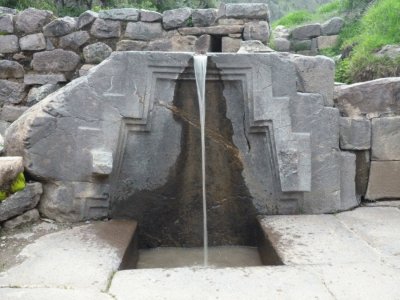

{"left": 271, "top": 17, "right": 344, "bottom": 55}
{"left": 0, "top": 3, "right": 271, "bottom": 135}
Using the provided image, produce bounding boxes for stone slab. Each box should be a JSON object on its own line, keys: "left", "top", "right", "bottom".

{"left": 337, "top": 207, "right": 400, "bottom": 259}
{"left": 109, "top": 267, "right": 334, "bottom": 300}
{"left": 340, "top": 151, "right": 358, "bottom": 210}
{"left": 0, "top": 288, "right": 113, "bottom": 300}
{"left": 178, "top": 25, "right": 243, "bottom": 36}
{"left": 0, "top": 105, "right": 28, "bottom": 122}
{"left": 258, "top": 214, "right": 378, "bottom": 265}
{"left": 24, "top": 74, "right": 67, "bottom": 85}
{"left": 366, "top": 161, "right": 400, "bottom": 200}
{"left": 99, "top": 8, "right": 139, "bottom": 21}
{"left": 291, "top": 24, "right": 321, "bottom": 40}
{"left": 371, "top": 117, "right": 400, "bottom": 160}
{"left": 0, "top": 220, "right": 137, "bottom": 290}
{"left": 0, "top": 35, "right": 19, "bottom": 54}
{"left": 339, "top": 117, "right": 371, "bottom": 150}
{"left": 317, "top": 35, "right": 339, "bottom": 50}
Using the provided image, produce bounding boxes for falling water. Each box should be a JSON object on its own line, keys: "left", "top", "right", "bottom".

{"left": 193, "top": 54, "right": 208, "bottom": 267}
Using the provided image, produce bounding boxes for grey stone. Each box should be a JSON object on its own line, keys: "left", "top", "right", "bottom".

{"left": 273, "top": 25, "right": 290, "bottom": 39}
{"left": 0, "top": 105, "right": 28, "bottom": 122}
{"left": 24, "top": 74, "right": 67, "bottom": 85}
{"left": 0, "top": 80, "right": 25, "bottom": 104}
{"left": 32, "top": 49, "right": 81, "bottom": 72}
{"left": 291, "top": 24, "right": 321, "bottom": 40}
{"left": 291, "top": 55, "right": 335, "bottom": 106}
{"left": 194, "top": 34, "right": 212, "bottom": 53}
{"left": 140, "top": 10, "right": 162, "bottom": 22}
{"left": 0, "top": 133, "right": 3, "bottom": 153}
{"left": 371, "top": 117, "right": 400, "bottom": 160}
{"left": 222, "top": 3, "right": 269, "bottom": 20}
{"left": 291, "top": 39, "right": 312, "bottom": 52}
{"left": 0, "top": 120, "right": 10, "bottom": 136}
{"left": 59, "top": 31, "right": 90, "bottom": 50}
{"left": 0, "top": 60, "right": 24, "bottom": 79}
{"left": 334, "top": 78, "right": 400, "bottom": 118}
{"left": 19, "top": 33, "right": 46, "bottom": 51}
{"left": 116, "top": 40, "right": 147, "bottom": 51}
{"left": 178, "top": 25, "right": 243, "bottom": 36}
{"left": 79, "top": 64, "right": 95, "bottom": 77}
{"left": 273, "top": 38, "right": 290, "bottom": 52}
{"left": 217, "top": 18, "right": 244, "bottom": 26}
{"left": 0, "top": 182, "right": 42, "bottom": 222}
{"left": 192, "top": 9, "right": 217, "bottom": 27}
{"left": 0, "top": 35, "right": 19, "bottom": 53}
{"left": 0, "top": 7, "right": 17, "bottom": 15}
{"left": 162, "top": 8, "right": 192, "bottom": 30}
{"left": 124, "top": 22, "right": 163, "bottom": 41}
{"left": 339, "top": 117, "right": 371, "bottom": 150}
{"left": 27, "top": 83, "right": 60, "bottom": 105}
{"left": 0, "top": 156, "right": 23, "bottom": 187}
{"left": 355, "top": 151, "right": 370, "bottom": 198}
{"left": 0, "top": 289, "right": 114, "bottom": 300}
{"left": 221, "top": 37, "right": 241, "bottom": 53}
{"left": 321, "top": 17, "right": 345, "bottom": 36}
{"left": 238, "top": 40, "right": 274, "bottom": 53}
{"left": 366, "top": 161, "right": 400, "bottom": 200}
{"left": 0, "top": 14, "right": 14, "bottom": 34}
{"left": 340, "top": 151, "right": 358, "bottom": 210}
{"left": 99, "top": 8, "right": 139, "bottom": 21}
{"left": 43, "top": 17, "right": 77, "bottom": 37}
{"left": 92, "top": 150, "right": 113, "bottom": 175}
{"left": 15, "top": 8, "right": 53, "bottom": 34}
{"left": 90, "top": 18, "right": 121, "bottom": 38}
{"left": 317, "top": 35, "right": 339, "bottom": 50}
{"left": 77, "top": 10, "right": 98, "bottom": 29}
{"left": 46, "top": 38, "right": 55, "bottom": 50}
{"left": 376, "top": 44, "right": 400, "bottom": 59}
{"left": 83, "top": 42, "right": 112, "bottom": 64}
{"left": 243, "top": 21, "right": 270, "bottom": 43}
{"left": 2, "top": 208, "right": 40, "bottom": 229}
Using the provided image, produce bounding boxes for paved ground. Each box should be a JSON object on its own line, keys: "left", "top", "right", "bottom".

{"left": 1, "top": 202, "right": 400, "bottom": 299}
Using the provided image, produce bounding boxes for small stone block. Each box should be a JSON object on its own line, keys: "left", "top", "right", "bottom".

{"left": 92, "top": 150, "right": 113, "bottom": 175}
{"left": 339, "top": 117, "right": 371, "bottom": 150}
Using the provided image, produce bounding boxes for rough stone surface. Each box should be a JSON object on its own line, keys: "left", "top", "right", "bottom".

{"left": 0, "top": 80, "right": 25, "bottom": 105}
{"left": 291, "top": 24, "right": 321, "bottom": 40}
{"left": 273, "top": 38, "right": 290, "bottom": 52}
{"left": 371, "top": 117, "right": 400, "bottom": 160}
{"left": 79, "top": 64, "right": 95, "bottom": 76}
{"left": 0, "top": 60, "right": 24, "bottom": 79}
{"left": 27, "top": 84, "right": 60, "bottom": 106}
{"left": 0, "top": 35, "right": 19, "bottom": 53}
{"left": 339, "top": 117, "right": 371, "bottom": 150}
{"left": 0, "top": 120, "right": 10, "bottom": 136}
{"left": 221, "top": 37, "right": 241, "bottom": 52}
{"left": 140, "top": 10, "right": 162, "bottom": 22}
{"left": 321, "top": 17, "right": 345, "bottom": 36}
{"left": 194, "top": 34, "right": 213, "bottom": 53}
{"left": 334, "top": 78, "right": 400, "bottom": 118}
{"left": 163, "top": 8, "right": 192, "bottom": 30}
{"left": 83, "top": 42, "right": 112, "bottom": 64}
{"left": 24, "top": 74, "right": 67, "bottom": 85}
{"left": 124, "top": 22, "right": 163, "bottom": 41}
{"left": 116, "top": 40, "right": 147, "bottom": 51}
{"left": 32, "top": 49, "right": 80, "bottom": 72}
{"left": 192, "top": 9, "right": 217, "bottom": 27}
{"left": 0, "top": 183, "right": 42, "bottom": 222}
{"left": 0, "top": 220, "right": 137, "bottom": 290}
{"left": 0, "top": 289, "right": 113, "bottom": 300}
{"left": 19, "top": 33, "right": 46, "bottom": 51}
{"left": 237, "top": 40, "right": 274, "bottom": 53}
{"left": 340, "top": 151, "right": 358, "bottom": 210}
{"left": 2, "top": 209, "right": 40, "bottom": 229}
{"left": 376, "top": 44, "right": 400, "bottom": 59}
{"left": 0, "top": 105, "right": 28, "bottom": 122}
{"left": 90, "top": 18, "right": 121, "bottom": 38}
{"left": 222, "top": 3, "right": 269, "bottom": 20}
{"left": 317, "top": 35, "right": 339, "bottom": 49}
{"left": 0, "top": 14, "right": 14, "bottom": 34}
{"left": 77, "top": 10, "right": 98, "bottom": 29}
{"left": 0, "top": 156, "right": 23, "bottom": 188}
{"left": 178, "top": 25, "right": 243, "bottom": 36}
{"left": 43, "top": 17, "right": 77, "bottom": 37}
{"left": 355, "top": 151, "right": 370, "bottom": 198}
{"left": 291, "top": 55, "right": 335, "bottom": 106}
{"left": 99, "top": 8, "right": 139, "bottom": 21}
{"left": 243, "top": 21, "right": 270, "bottom": 43}
{"left": 0, "top": 7, "right": 17, "bottom": 15}
{"left": 291, "top": 39, "right": 311, "bottom": 52}
{"left": 0, "top": 133, "right": 3, "bottom": 154}
{"left": 15, "top": 8, "right": 53, "bottom": 34}
{"left": 366, "top": 161, "right": 400, "bottom": 200}
{"left": 59, "top": 31, "right": 90, "bottom": 50}
{"left": 91, "top": 150, "right": 113, "bottom": 175}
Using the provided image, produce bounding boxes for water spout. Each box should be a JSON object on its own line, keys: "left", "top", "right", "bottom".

{"left": 193, "top": 54, "right": 208, "bottom": 267}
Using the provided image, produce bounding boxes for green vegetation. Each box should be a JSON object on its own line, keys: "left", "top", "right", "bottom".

{"left": 272, "top": 10, "right": 312, "bottom": 28}
{"left": 0, "top": 172, "right": 26, "bottom": 201}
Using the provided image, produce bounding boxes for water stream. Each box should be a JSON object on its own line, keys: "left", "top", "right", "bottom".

{"left": 193, "top": 54, "right": 208, "bottom": 267}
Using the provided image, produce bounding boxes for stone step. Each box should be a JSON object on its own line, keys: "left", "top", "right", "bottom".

{"left": 0, "top": 220, "right": 137, "bottom": 291}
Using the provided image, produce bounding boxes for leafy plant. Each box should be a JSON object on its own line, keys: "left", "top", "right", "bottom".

{"left": 272, "top": 10, "right": 312, "bottom": 28}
